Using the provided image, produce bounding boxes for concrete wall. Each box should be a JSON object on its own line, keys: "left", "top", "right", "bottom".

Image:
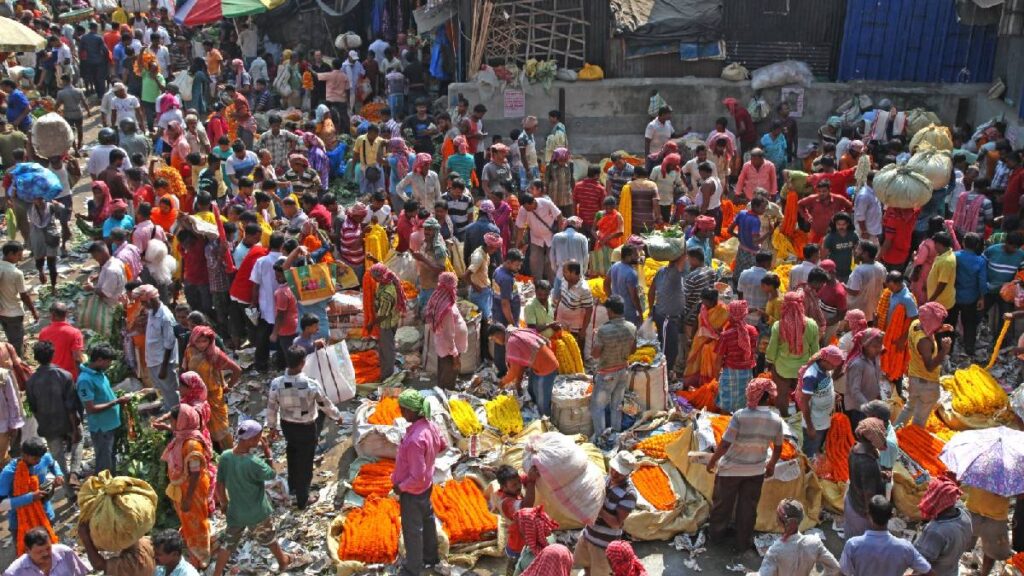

{"left": 448, "top": 78, "right": 990, "bottom": 158}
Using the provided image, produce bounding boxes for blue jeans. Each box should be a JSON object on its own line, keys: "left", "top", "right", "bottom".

{"left": 418, "top": 288, "right": 436, "bottom": 312}
{"left": 528, "top": 370, "right": 556, "bottom": 416}
{"left": 591, "top": 368, "right": 629, "bottom": 436}
{"left": 388, "top": 94, "right": 406, "bottom": 117}
{"left": 91, "top": 428, "right": 117, "bottom": 475}
{"left": 469, "top": 286, "right": 493, "bottom": 320}
{"left": 803, "top": 427, "right": 827, "bottom": 457}
{"left": 652, "top": 313, "right": 682, "bottom": 373}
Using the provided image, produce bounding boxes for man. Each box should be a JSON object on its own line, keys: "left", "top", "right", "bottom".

{"left": 723, "top": 97, "right": 756, "bottom": 156}
{"left": 738, "top": 252, "right": 773, "bottom": 322}
{"left": 255, "top": 115, "right": 299, "bottom": 173}
{"left": 54, "top": 75, "right": 90, "bottom": 153}
{"left": 573, "top": 451, "right": 638, "bottom": 576}
{"left": 550, "top": 216, "right": 589, "bottom": 298}
{"left": 789, "top": 244, "right": 821, "bottom": 290}
{"left": 135, "top": 284, "right": 178, "bottom": 410}
{"left": 492, "top": 250, "right": 524, "bottom": 375}
{"left": 86, "top": 241, "right": 127, "bottom": 306}
{"left": 681, "top": 144, "right": 717, "bottom": 199}
{"left": 797, "top": 179, "right": 853, "bottom": 243}
{"left": 223, "top": 84, "right": 254, "bottom": 148}
{"left": 735, "top": 148, "right": 777, "bottom": 200}
{"left": 760, "top": 120, "right": 788, "bottom": 172}
{"left": 573, "top": 165, "right": 606, "bottom": 233}
{"left": 706, "top": 377, "right": 784, "bottom": 558}
{"left": 412, "top": 218, "right": 447, "bottom": 310}
{"left": 854, "top": 172, "right": 883, "bottom": 243}
{"left": 840, "top": 496, "right": 932, "bottom": 575}
{"left": 683, "top": 247, "right": 717, "bottom": 329}
{"left": 0, "top": 438, "right": 65, "bottom": 548}
{"left": 392, "top": 390, "right": 448, "bottom": 576}
{"left": 0, "top": 242, "right": 36, "bottom": 355}
{"left": 78, "top": 22, "right": 108, "bottom": 98}
{"left": 228, "top": 224, "right": 268, "bottom": 349}
{"left": 442, "top": 179, "right": 473, "bottom": 239}
{"left": 490, "top": 325, "right": 560, "bottom": 416}
{"left": 950, "top": 233, "right": 987, "bottom": 357}
{"left": 368, "top": 264, "right": 404, "bottom": 379}
{"left": 6, "top": 526, "right": 89, "bottom": 576}
{"left": 648, "top": 252, "right": 685, "bottom": 373}
{"left": 341, "top": 50, "right": 365, "bottom": 112}
{"left": 914, "top": 477, "right": 973, "bottom": 576}
{"left": 758, "top": 500, "right": 839, "bottom": 576}
{"left": 729, "top": 196, "right": 771, "bottom": 282}
{"left": 516, "top": 193, "right": 562, "bottom": 284}
{"left": 894, "top": 301, "right": 950, "bottom": 427}
{"left": 845, "top": 241, "right": 887, "bottom": 324}
{"left": 99, "top": 149, "right": 132, "bottom": 199}
{"left": 964, "top": 484, "right": 1013, "bottom": 576}
{"left": 250, "top": 233, "right": 285, "bottom": 371}
{"left": 518, "top": 116, "right": 540, "bottom": 185}
{"left": 25, "top": 341, "right": 79, "bottom": 498}
{"left": 267, "top": 346, "right": 343, "bottom": 509}
{"left": 524, "top": 280, "right": 558, "bottom": 339}
{"left": 153, "top": 529, "right": 201, "bottom": 576}
{"left": 211, "top": 421, "right": 292, "bottom": 576}
{"left": 926, "top": 232, "right": 956, "bottom": 310}
{"left": 591, "top": 295, "right": 637, "bottom": 437}
{"left": 605, "top": 152, "right": 634, "bottom": 200}
{"left": 77, "top": 343, "right": 129, "bottom": 475}
{"left": 983, "top": 231, "right": 1024, "bottom": 330}
{"left": 606, "top": 244, "right": 642, "bottom": 325}
{"left": 225, "top": 141, "right": 259, "bottom": 190}
{"left": 687, "top": 215, "right": 717, "bottom": 267}
{"left": 462, "top": 200, "right": 500, "bottom": 263}
{"left": 644, "top": 106, "right": 674, "bottom": 157}
{"left": 466, "top": 231, "right": 502, "bottom": 339}
{"left": 317, "top": 59, "right": 351, "bottom": 133}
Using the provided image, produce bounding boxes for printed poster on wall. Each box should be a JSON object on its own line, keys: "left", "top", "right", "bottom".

{"left": 504, "top": 89, "right": 526, "bottom": 118}
{"left": 780, "top": 87, "right": 805, "bottom": 118}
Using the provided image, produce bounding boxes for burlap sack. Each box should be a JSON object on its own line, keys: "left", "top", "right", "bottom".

{"left": 892, "top": 463, "right": 928, "bottom": 522}
{"left": 624, "top": 461, "right": 709, "bottom": 541}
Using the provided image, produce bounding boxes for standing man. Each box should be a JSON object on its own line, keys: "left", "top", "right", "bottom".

{"left": 590, "top": 296, "right": 637, "bottom": 438}
{"left": 606, "top": 244, "right": 643, "bottom": 326}
{"left": 894, "top": 301, "right": 950, "bottom": 427}
{"left": 368, "top": 264, "right": 405, "bottom": 380}
{"left": 266, "top": 346, "right": 343, "bottom": 509}
{"left": 491, "top": 250, "right": 524, "bottom": 376}
{"left": 914, "top": 477, "right": 973, "bottom": 576}
{"left": 645, "top": 106, "right": 674, "bottom": 157}
{"left": 797, "top": 179, "right": 853, "bottom": 244}
{"left": 648, "top": 253, "right": 685, "bottom": 374}
{"left": 135, "top": 284, "right": 179, "bottom": 411}
{"left": 516, "top": 193, "right": 563, "bottom": 284}
{"left": 758, "top": 499, "right": 840, "bottom": 576}
{"left": 846, "top": 241, "right": 887, "bottom": 324}
{"left": 605, "top": 152, "right": 634, "bottom": 200}
{"left": 854, "top": 172, "right": 882, "bottom": 244}
{"left": 550, "top": 216, "right": 589, "bottom": 299}
{"left": 392, "top": 390, "right": 448, "bottom": 576}
{"left": 840, "top": 496, "right": 932, "bottom": 576}
{"left": 735, "top": 149, "right": 778, "bottom": 200}
{"left": 0, "top": 241, "right": 37, "bottom": 355}
{"left": 25, "top": 341, "right": 80, "bottom": 498}
{"left": 79, "top": 22, "right": 109, "bottom": 98}
{"left": 573, "top": 452, "right": 638, "bottom": 576}
{"left": 77, "top": 343, "right": 129, "bottom": 476}
{"left": 249, "top": 233, "right": 285, "bottom": 372}
{"left": 723, "top": 97, "right": 757, "bottom": 157}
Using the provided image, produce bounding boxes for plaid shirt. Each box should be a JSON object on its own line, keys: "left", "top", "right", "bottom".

{"left": 593, "top": 318, "right": 636, "bottom": 372}
{"left": 256, "top": 129, "right": 299, "bottom": 170}
{"left": 205, "top": 242, "right": 231, "bottom": 293}
{"left": 267, "top": 373, "right": 342, "bottom": 428}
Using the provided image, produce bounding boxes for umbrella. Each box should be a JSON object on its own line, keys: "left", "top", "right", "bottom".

{"left": 938, "top": 426, "right": 1024, "bottom": 497}
{"left": 0, "top": 17, "right": 46, "bottom": 52}
{"left": 174, "top": 0, "right": 284, "bottom": 27}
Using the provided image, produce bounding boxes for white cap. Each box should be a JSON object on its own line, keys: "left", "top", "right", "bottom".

{"left": 609, "top": 452, "right": 637, "bottom": 476}
{"left": 348, "top": 50, "right": 359, "bottom": 60}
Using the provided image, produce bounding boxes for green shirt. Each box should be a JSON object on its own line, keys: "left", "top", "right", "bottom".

{"left": 523, "top": 297, "right": 554, "bottom": 338}
{"left": 765, "top": 317, "right": 820, "bottom": 379}
{"left": 141, "top": 71, "right": 165, "bottom": 103}
{"left": 216, "top": 449, "right": 275, "bottom": 528}
{"left": 374, "top": 284, "right": 400, "bottom": 330}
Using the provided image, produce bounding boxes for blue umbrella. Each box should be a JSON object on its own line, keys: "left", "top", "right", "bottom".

{"left": 938, "top": 426, "right": 1024, "bottom": 497}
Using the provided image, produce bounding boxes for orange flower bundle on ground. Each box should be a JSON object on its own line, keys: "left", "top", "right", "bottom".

{"left": 401, "top": 281, "right": 418, "bottom": 301}
{"left": 337, "top": 495, "right": 400, "bottom": 564}
{"left": 780, "top": 440, "right": 798, "bottom": 461}
{"left": 352, "top": 459, "right": 396, "bottom": 498}
{"left": 632, "top": 465, "right": 676, "bottom": 511}
{"left": 352, "top": 350, "right": 382, "bottom": 385}
{"left": 677, "top": 380, "right": 719, "bottom": 411}
{"left": 430, "top": 478, "right": 498, "bottom": 544}
{"left": 896, "top": 424, "right": 948, "bottom": 478}
{"left": 710, "top": 415, "right": 731, "bottom": 446}
{"left": 636, "top": 430, "right": 684, "bottom": 460}
{"left": 1008, "top": 551, "right": 1024, "bottom": 573}
{"left": 367, "top": 397, "right": 400, "bottom": 425}
{"left": 925, "top": 411, "right": 956, "bottom": 442}
{"left": 822, "top": 413, "right": 855, "bottom": 482}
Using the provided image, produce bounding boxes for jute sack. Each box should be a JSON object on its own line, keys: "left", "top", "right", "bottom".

{"left": 624, "top": 460, "right": 709, "bottom": 540}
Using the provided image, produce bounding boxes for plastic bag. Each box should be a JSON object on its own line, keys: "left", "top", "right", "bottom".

{"left": 638, "top": 317, "right": 658, "bottom": 341}
{"left": 748, "top": 96, "right": 771, "bottom": 122}
{"left": 578, "top": 63, "right": 604, "bottom": 81}
{"left": 645, "top": 235, "right": 685, "bottom": 261}
{"left": 906, "top": 148, "right": 952, "bottom": 190}
{"left": 302, "top": 341, "right": 357, "bottom": 405}
{"left": 385, "top": 250, "right": 418, "bottom": 285}
{"left": 10, "top": 162, "right": 64, "bottom": 201}
{"left": 31, "top": 113, "right": 74, "bottom": 158}
{"left": 326, "top": 142, "right": 348, "bottom": 178}
{"left": 750, "top": 60, "right": 813, "bottom": 91}
{"left": 555, "top": 68, "right": 577, "bottom": 82}
{"left": 5, "top": 208, "right": 16, "bottom": 240}
{"left": 873, "top": 164, "right": 933, "bottom": 209}
{"left": 523, "top": 432, "right": 604, "bottom": 527}
{"left": 77, "top": 472, "right": 157, "bottom": 552}
{"left": 720, "top": 62, "right": 749, "bottom": 81}
{"left": 172, "top": 70, "right": 193, "bottom": 101}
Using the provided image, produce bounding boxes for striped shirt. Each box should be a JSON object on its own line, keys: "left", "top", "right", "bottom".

{"left": 583, "top": 480, "right": 637, "bottom": 548}
{"left": 572, "top": 177, "right": 605, "bottom": 228}
{"left": 338, "top": 220, "right": 365, "bottom": 267}
{"left": 983, "top": 244, "right": 1024, "bottom": 293}
{"left": 442, "top": 192, "right": 472, "bottom": 237}
{"left": 683, "top": 266, "right": 716, "bottom": 324}
{"left": 267, "top": 372, "right": 342, "bottom": 428}
{"left": 374, "top": 284, "right": 400, "bottom": 330}
{"left": 718, "top": 406, "right": 784, "bottom": 477}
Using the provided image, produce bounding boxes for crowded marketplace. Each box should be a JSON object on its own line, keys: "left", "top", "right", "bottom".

{"left": 0, "top": 0, "right": 1022, "bottom": 575}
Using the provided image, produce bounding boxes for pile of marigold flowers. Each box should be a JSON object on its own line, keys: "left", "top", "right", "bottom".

{"left": 925, "top": 411, "right": 956, "bottom": 442}
{"left": 367, "top": 397, "right": 401, "bottom": 425}
{"left": 822, "top": 413, "right": 855, "bottom": 482}
{"left": 636, "top": 429, "right": 684, "bottom": 460}
{"left": 352, "top": 459, "right": 395, "bottom": 498}
{"left": 449, "top": 398, "right": 483, "bottom": 437}
{"left": 337, "top": 495, "right": 401, "bottom": 564}
{"left": 710, "top": 415, "right": 731, "bottom": 446}
{"left": 430, "top": 478, "right": 498, "bottom": 544}
{"left": 942, "top": 365, "right": 1009, "bottom": 416}
{"left": 632, "top": 465, "right": 676, "bottom": 511}
{"left": 896, "top": 424, "right": 948, "bottom": 477}
{"left": 485, "top": 395, "right": 523, "bottom": 436}
{"left": 553, "top": 332, "right": 584, "bottom": 374}
{"left": 678, "top": 380, "right": 720, "bottom": 411}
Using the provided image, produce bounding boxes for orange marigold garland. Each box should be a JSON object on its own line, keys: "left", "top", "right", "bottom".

{"left": 780, "top": 440, "right": 798, "bottom": 461}
{"left": 352, "top": 350, "right": 382, "bottom": 385}
{"left": 710, "top": 414, "right": 731, "bottom": 446}
{"left": 677, "top": 379, "right": 720, "bottom": 411}
{"left": 896, "top": 424, "right": 948, "bottom": 478}
{"left": 367, "top": 397, "right": 401, "bottom": 425}
{"left": 636, "top": 430, "right": 684, "bottom": 460}
{"left": 1007, "top": 551, "right": 1024, "bottom": 573}
{"left": 337, "top": 495, "right": 401, "bottom": 564}
{"left": 632, "top": 465, "right": 676, "bottom": 511}
{"left": 821, "top": 413, "right": 855, "bottom": 482}
{"left": 430, "top": 478, "right": 498, "bottom": 544}
{"left": 352, "top": 459, "right": 396, "bottom": 498}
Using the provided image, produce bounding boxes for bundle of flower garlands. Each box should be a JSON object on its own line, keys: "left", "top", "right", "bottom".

{"left": 941, "top": 365, "right": 1009, "bottom": 416}
{"left": 628, "top": 346, "right": 657, "bottom": 365}
{"left": 485, "top": 395, "right": 523, "bottom": 436}
{"left": 925, "top": 411, "right": 956, "bottom": 442}
{"left": 631, "top": 465, "right": 675, "bottom": 511}
{"left": 818, "top": 413, "right": 856, "bottom": 482}
{"left": 1007, "top": 551, "right": 1024, "bottom": 574}
{"left": 351, "top": 350, "right": 382, "bottom": 385}
{"left": 337, "top": 495, "right": 401, "bottom": 564}
{"left": 636, "top": 430, "right": 684, "bottom": 460}
{"left": 677, "top": 380, "right": 719, "bottom": 411}
{"left": 352, "top": 459, "right": 395, "bottom": 498}
{"left": 449, "top": 398, "right": 483, "bottom": 437}
{"left": 154, "top": 166, "right": 188, "bottom": 203}
{"left": 367, "top": 397, "right": 401, "bottom": 425}
{"left": 896, "top": 424, "right": 948, "bottom": 478}
{"left": 430, "top": 478, "right": 498, "bottom": 544}
{"left": 553, "top": 332, "right": 584, "bottom": 374}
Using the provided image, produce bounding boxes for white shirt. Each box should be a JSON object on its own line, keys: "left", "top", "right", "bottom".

{"left": 144, "top": 303, "right": 178, "bottom": 367}
{"left": 250, "top": 251, "right": 282, "bottom": 324}
{"left": 143, "top": 26, "right": 171, "bottom": 47}
{"left": 249, "top": 57, "right": 269, "bottom": 83}
{"left": 846, "top": 261, "right": 887, "bottom": 322}
{"left": 515, "top": 196, "right": 562, "bottom": 247}
{"left": 154, "top": 45, "right": 170, "bottom": 75}
{"left": 362, "top": 204, "right": 392, "bottom": 226}
{"left": 109, "top": 95, "right": 140, "bottom": 127}
{"left": 854, "top": 185, "right": 883, "bottom": 237}
{"left": 238, "top": 28, "right": 258, "bottom": 59}
{"left": 86, "top": 144, "right": 132, "bottom": 177}
{"left": 759, "top": 533, "right": 840, "bottom": 576}
{"left": 695, "top": 176, "right": 723, "bottom": 211}
{"left": 644, "top": 118, "right": 674, "bottom": 153}
{"left": 650, "top": 165, "right": 682, "bottom": 207}
{"left": 368, "top": 39, "right": 390, "bottom": 63}
{"left": 788, "top": 260, "right": 817, "bottom": 289}
{"left": 681, "top": 157, "right": 717, "bottom": 195}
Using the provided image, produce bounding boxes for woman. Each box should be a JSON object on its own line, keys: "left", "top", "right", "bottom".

{"left": 909, "top": 215, "right": 946, "bottom": 303}
{"left": 591, "top": 196, "right": 625, "bottom": 277}
{"left": 606, "top": 540, "right": 647, "bottom": 576}
{"left": 163, "top": 121, "right": 191, "bottom": 175}
{"left": 444, "top": 135, "right": 476, "bottom": 186}
{"left": 181, "top": 326, "right": 240, "bottom": 450}
{"left": 683, "top": 289, "right": 729, "bottom": 387}
{"left": 489, "top": 189, "right": 513, "bottom": 257}
{"left": 844, "top": 416, "right": 888, "bottom": 539}
{"left": 765, "top": 291, "right": 820, "bottom": 417}
{"left": 303, "top": 133, "right": 330, "bottom": 192}
{"left": 796, "top": 345, "right": 845, "bottom": 457}
{"left": 843, "top": 327, "right": 885, "bottom": 428}
{"left": 28, "top": 197, "right": 66, "bottom": 290}
{"left": 513, "top": 506, "right": 559, "bottom": 575}
{"left": 387, "top": 136, "right": 416, "bottom": 209}
{"left": 160, "top": 403, "right": 214, "bottom": 568}
{"left": 75, "top": 181, "right": 112, "bottom": 237}
{"left": 423, "top": 272, "right": 466, "bottom": 389}
{"left": 313, "top": 105, "right": 337, "bottom": 150}
{"left": 714, "top": 300, "right": 759, "bottom": 413}
{"left": 150, "top": 194, "right": 179, "bottom": 233}
{"left": 521, "top": 544, "right": 573, "bottom": 576}
{"left": 189, "top": 58, "right": 210, "bottom": 117}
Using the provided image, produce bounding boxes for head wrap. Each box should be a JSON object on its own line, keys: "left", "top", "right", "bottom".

{"left": 231, "top": 58, "right": 243, "bottom": 68}
{"left": 819, "top": 259, "right": 837, "bottom": 274}
{"left": 521, "top": 544, "right": 573, "bottom": 576}
{"left": 516, "top": 506, "right": 559, "bottom": 556}
{"left": 188, "top": 325, "right": 223, "bottom": 362}
{"left": 918, "top": 302, "right": 948, "bottom": 336}
{"left": 389, "top": 137, "right": 413, "bottom": 178}
{"left": 845, "top": 309, "right": 867, "bottom": 335}
{"left": 479, "top": 199, "right": 495, "bottom": 214}
{"left": 314, "top": 104, "right": 330, "bottom": 124}
{"left": 662, "top": 153, "right": 682, "bottom": 172}
{"left": 132, "top": 284, "right": 160, "bottom": 301}
{"left": 397, "top": 389, "right": 430, "bottom": 417}
{"left": 421, "top": 216, "right": 448, "bottom": 261}
{"left": 236, "top": 419, "right": 263, "bottom": 441}
{"left": 850, "top": 140, "right": 865, "bottom": 152}
{"left": 797, "top": 345, "right": 846, "bottom": 404}
{"left": 722, "top": 97, "right": 739, "bottom": 110}
{"left": 302, "top": 132, "right": 321, "bottom": 149}
{"left": 92, "top": 181, "right": 113, "bottom": 222}
{"left": 289, "top": 153, "right": 309, "bottom": 168}
{"left": 552, "top": 147, "right": 570, "bottom": 163}
{"left": 422, "top": 216, "right": 440, "bottom": 230}
{"left": 491, "top": 143, "right": 509, "bottom": 155}
{"left": 522, "top": 116, "right": 538, "bottom": 129}
{"left": 414, "top": 152, "right": 432, "bottom": 175}
{"left": 845, "top": 327, "right": 884, "bottom": 371}
{"left": 453, "top": 135, "right": 469, "bottom": 155}
{"left": 827, "top": 116, "right": 843, "bottom": 129}
{"left": 564, "top": 216, "right": 583, "bottom": 230}
{"left": 110, "top": 199, "right": 129, "bottom": 213}
{"left": 347, "top": 202, "right": 369, "bottom": 220}
{"left": 694, "top": 215, "right": 716, "bottom": 232}
{"left": 178, "top": 371, "right": 212, "bottom": 430}
{"left": 424, "top": 272, "right": 459, "bottom": 330}
{"left": 606, "top": 541, "right": 647, "bottom": 576}
{"left": 855, "top": 417, "right": 888, "bottom": 450}
{"left": 728, "top": 300, "right": 752, "bottom": 358}
{"left": 369, "top": 262, "right": 407, "bottom": 313}
{"left": 780, "top": 291, "right": 808, "bottom": 355}
{"left": 484, "top": 232, "right": 503, "bottom": 250}
{"left": 746, "top": 377, "right": 777, "bottom": 409}
{"left": 160, "top": 403, "right": 212, "bottom": 479}
{"left": 918, "top": 476, "right": 963, "bottom": 520}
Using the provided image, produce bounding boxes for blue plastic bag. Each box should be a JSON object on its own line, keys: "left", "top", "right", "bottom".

{"left": 9, "top": 163, "right": 62, "bottom": 201}
{"left": 326, "top": 142, "right": 348, "bottom": 179}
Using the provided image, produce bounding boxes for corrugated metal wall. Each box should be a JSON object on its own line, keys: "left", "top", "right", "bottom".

{"left": 838, "top": 0, "right": 998, "bottom": 83}
{"left": 723, "top": 0, "right": 846, "bottom": 78}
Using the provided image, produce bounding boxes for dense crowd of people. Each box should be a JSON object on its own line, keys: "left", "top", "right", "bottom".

{"left": 0, "top": 2, "right": 1021, "bottom": 576}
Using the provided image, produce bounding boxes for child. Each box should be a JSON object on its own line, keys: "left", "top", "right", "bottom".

{"left": 797, "top": 345, "right": 846, "bottom": 457}
{"left": 678, "top": 204, "right": 699, "bottom": 236}
{"left": 494, "top": 465, "right": 536, "bottom": 575}
{"left": 173, "top": 304, "right": 192, "bottom": 362}
{"left": 366, "top": 191, "right": 391, "bottom": 226}
{"left": 433, "top": 201, "right": 454, "bottom": 240}
{"left": 293, "top": 313, "right": 324, "bottom": 355}
{"left": 759, "top": 272, "right": 782, "bottom": 330}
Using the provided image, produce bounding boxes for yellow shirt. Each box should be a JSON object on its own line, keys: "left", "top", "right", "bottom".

{"left": 964, "top": 486, "right": 1009, "bottom": 521}
{"left": 467, "top": 246, "right": 490, "bottom": 290}
{"left": 111, "top": 7, "right": 128, "bottom": 24}
{"left": 926, "top": 250, "right": 956, "bottom": 309}
{"left": 353, "top": 135, "right": 384, "bottom": 167}
{"left": 907, "top": 320, "right": 939, "bottom": 381}
{"left": 765, "top": 294, "right": 782, "bottom": 326}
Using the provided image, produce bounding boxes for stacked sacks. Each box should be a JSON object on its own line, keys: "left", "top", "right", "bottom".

{"left": 906, "top": 147, "right": 953, "bottom": 190}
{"left": 873, "top": 164, "right": 933, "bottom": 209}
{"left": 909, "top": 123, "right": 953, "bottom": 151}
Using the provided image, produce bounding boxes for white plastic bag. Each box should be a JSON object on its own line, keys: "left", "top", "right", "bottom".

{"left": 750, "top": 60, "right": 813, "bottom": 91}
{"left": 638, "top": 317, "right": 658, "bottom": 341}
{"left": 302, "top": 341, "right": 357, "bottom": 405}
{"left": 172, "top": 70, "right": 193, "bottom": 101}
{"left": 385, "top": 250, "right": 418, "bottom": 285}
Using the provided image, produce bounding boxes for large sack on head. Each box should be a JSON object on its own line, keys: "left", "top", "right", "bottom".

{"left": 77, "top": 471, "right": 158, "bottom": 552}
{"left": 874, "top": 164, "right": 933, "bottom": 209}
{"left": 906, "top": 109, "right": 942, "bottom": 137}
{"left": 522, "top": 432, "right": 605, "bottom": 529}
{"left": 31, "top": 113, "right": 74, "bottom": 158}
{"left": 645, "top": 234, "right": 685, "bottom": 262}
{"left": 907, "top": 148, "right": 952, "bottom": 190}
{"left": 909, "top": 123, "right": 953, "bottom": 152}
